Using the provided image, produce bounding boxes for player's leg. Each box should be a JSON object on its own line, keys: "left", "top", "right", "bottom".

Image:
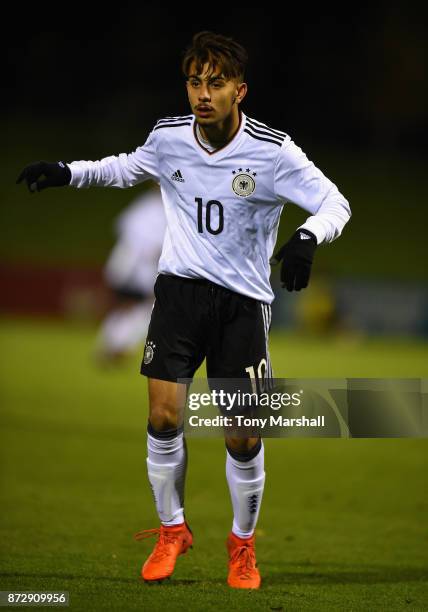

{"left": 207, "top": 290, "right": 272, "bottom": 588}
{"left": 136, "top": 275, "right": 206, "bottom": 581}
{"left": 208, "top": 295, "right": 270, "bottom": 539}
{"left": 146, "top": 378, "right": 188, "bottom": 527}
{"left": 136, "top": 377, "right": 194, "bottom": 581}
{"left": 225, "top": 437, "right": 265, "bottom": 537}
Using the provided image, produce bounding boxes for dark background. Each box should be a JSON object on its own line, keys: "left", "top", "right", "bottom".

{"left": 6, "top": 5, "right": 426, "bottom": 151}
{"left": 2, "top": 5, "right": 427, "bottom": 283}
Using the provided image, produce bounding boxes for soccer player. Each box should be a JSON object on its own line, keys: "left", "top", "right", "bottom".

{"left": 16, "top": 31, "right": 351, "bottom": 589}
{"left": 94, "top": 184, "right": 166, "bottom": 363}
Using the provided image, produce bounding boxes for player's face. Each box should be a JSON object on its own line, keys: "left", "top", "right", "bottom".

{"left": 186, "top": 61, "right": 246, "bottom": 125}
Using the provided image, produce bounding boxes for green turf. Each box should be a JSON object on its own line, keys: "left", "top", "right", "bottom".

{"left": 1, "top": 319, "right": 427, "bottom": 611}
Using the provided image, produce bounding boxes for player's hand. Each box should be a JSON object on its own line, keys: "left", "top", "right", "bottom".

{"left": 16, "top": 161, "right": 71, "bottom": 193}
{"left": 270, "top": 229, "right": 317, "bottom": 291}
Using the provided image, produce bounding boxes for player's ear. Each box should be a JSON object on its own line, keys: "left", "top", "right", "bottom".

{"left": 236, "top": 82, "right": 248, "bottom": 104}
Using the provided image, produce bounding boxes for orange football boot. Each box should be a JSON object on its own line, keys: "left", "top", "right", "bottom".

{"left": 135, "top": 522, "right": 193, "bottom": 582}
{"left": 226, "top": 531, "right": 261, "bottom": 589}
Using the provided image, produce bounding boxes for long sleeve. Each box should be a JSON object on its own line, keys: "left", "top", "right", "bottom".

{"left": 67, "top": 131, "right": 159, "bottom": 189}
{"left": 274, "top": 138, "right": 351, "bottom": 244}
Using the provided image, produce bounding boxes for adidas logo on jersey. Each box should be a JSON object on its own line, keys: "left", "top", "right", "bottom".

{"left": 299, "top": 232, "right": 311, "bottom": 240}
{"left": 171, "top": 169, "right": 185, "bottom": 182}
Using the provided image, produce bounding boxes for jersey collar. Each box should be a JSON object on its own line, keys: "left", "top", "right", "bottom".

{"left": 191, "top": 109, "right": 246, "bottom": 162}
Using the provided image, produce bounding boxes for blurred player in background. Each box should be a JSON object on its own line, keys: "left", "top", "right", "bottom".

{"left": 95, "top": 184, "right": 166, "bottom": 363}
{"left": 17, "top": 31, "right": 351, "bottom": 589}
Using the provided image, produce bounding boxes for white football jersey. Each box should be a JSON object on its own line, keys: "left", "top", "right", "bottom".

{"left": 68, "top": 110, "right": 351, "bottom": 304}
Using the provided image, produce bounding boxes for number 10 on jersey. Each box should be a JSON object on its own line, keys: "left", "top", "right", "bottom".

{"left": 195, "top": 197, "right": 224, "bottom": 235}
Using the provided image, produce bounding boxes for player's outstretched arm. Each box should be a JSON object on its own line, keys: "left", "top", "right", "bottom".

{"left": 16, "top": 161, "right": 71, "bottom": 193}
{"left": 17, "top": 129, "right": 160, "bottom": 193}
{"left": 270, "top": 229, "right": 317, "bottom": 292}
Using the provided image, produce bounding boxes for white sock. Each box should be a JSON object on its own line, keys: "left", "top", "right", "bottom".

{"left": 146, "top": 428, "right": 187, "bottom": 526}
{"left": 226, "top": 440, "right": 265, "bottom": 538}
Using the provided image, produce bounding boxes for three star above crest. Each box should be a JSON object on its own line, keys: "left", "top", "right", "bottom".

{"left": 232, "top": 168, "right": 257, "bottom": 176}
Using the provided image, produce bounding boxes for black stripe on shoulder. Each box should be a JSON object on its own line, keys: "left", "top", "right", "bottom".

{"left": 244, "top": 123, "right": 285, "bottom": 144}
{"left": 154, "top": 122, "right": 192, "bottom": 131}
{"left": 244, "top": 128, "right": 284, "bottom": 147}
{"left": 164, "top": 114, "right": 194, "bottom": 119}
{"left": 156, "top": 115, "right": 194, "bottom": 125}
{"left": 246, "top": 117, "right": 288, "bottom": 138}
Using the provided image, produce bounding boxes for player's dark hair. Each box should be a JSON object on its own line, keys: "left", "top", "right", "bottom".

{"left": 182, "top": 31, "right": 248, "bottom": 82}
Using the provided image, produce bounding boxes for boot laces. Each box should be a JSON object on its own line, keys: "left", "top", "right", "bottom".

{"left": 134, "top": 527, "right": 180, "bottom": 562}
{"left": 231, "top": 544, "right": 256, "bottom": 579}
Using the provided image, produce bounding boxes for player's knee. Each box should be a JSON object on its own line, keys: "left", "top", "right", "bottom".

{"left": 149, "top": 401, "right": 180, "bottom": 431}
{"left": 225, "top": 436, "right": 261, "bottom": 456}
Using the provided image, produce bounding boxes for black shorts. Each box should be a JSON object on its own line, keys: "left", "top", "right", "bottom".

{"left": 140, "top": 274, "right": 273, "bottom": 388}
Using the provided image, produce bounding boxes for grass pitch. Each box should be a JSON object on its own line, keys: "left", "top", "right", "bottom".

{"left": 1, "top": 319, "right": 427, "bottom": 611}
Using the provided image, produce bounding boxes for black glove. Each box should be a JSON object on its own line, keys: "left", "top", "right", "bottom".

{"left": 270, "top": 229, "right": 317, "bottom": 291}
{"left": 16, "top": 161, "right": 71, "bottom": 193}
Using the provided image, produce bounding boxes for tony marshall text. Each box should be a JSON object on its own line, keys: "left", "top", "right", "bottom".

{"left": 188, "top": 415, "right": 325, "bottom": 428}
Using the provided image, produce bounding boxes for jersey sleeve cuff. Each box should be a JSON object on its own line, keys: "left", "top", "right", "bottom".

{"left": 67, "top": 162, "right": 84, "bottom": 187}
{"left": 297, "top": 218, "right": 326, "bottom": 245}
